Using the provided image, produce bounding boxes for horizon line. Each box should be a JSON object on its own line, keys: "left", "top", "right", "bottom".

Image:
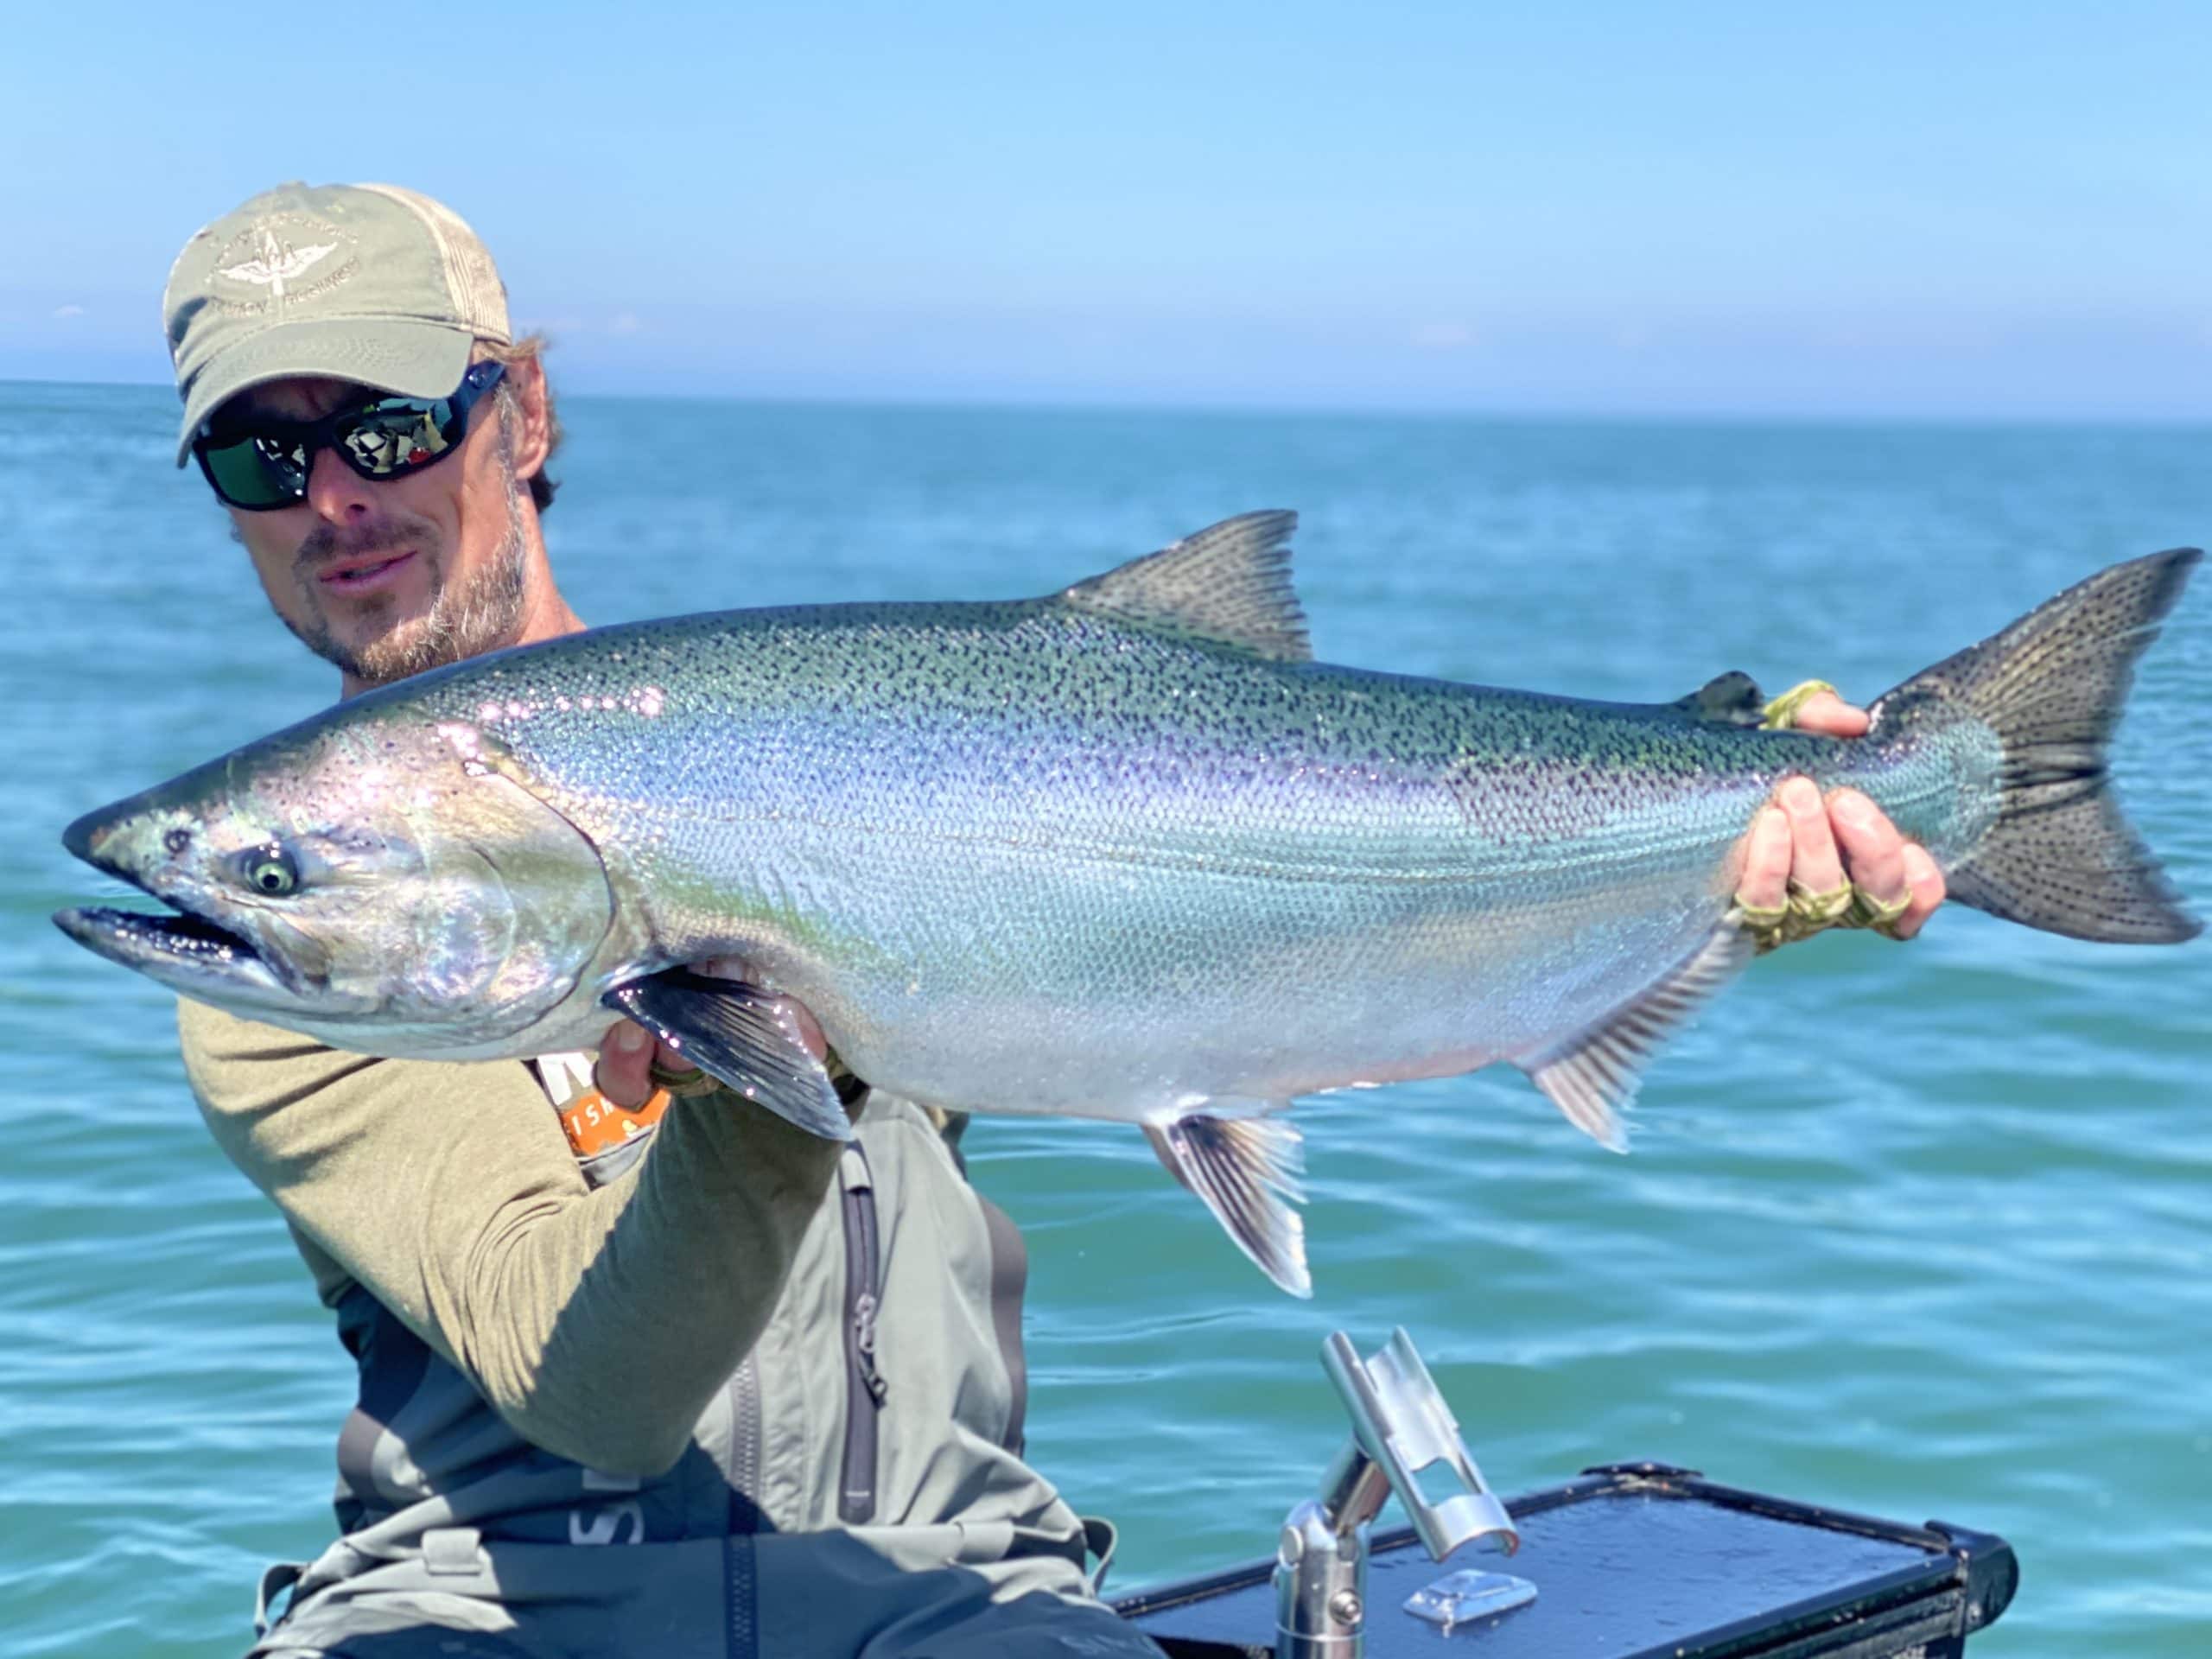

{"left": 7, "top": 372, "right": 2211, "bottom": 435}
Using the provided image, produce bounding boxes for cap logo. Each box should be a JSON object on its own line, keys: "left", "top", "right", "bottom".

{"left": 207, "top": 213, "right": 359, "bottom": 315}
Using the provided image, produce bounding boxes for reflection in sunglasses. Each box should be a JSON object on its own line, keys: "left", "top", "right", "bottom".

{"left": 193, "top": 361, "right": 503, "bottom": 510}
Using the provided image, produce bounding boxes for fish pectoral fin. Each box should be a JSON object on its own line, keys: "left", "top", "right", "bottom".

{"left": 1516, "top": 923, "right": 1756, "bottom": 1151}
{"left": 601, "top": 969, "right": 855, "bottom": 1142}
{"left": 1058, "top": 511, "right": 1311, "bottom": 662}
{"left": 1143, "top": 1109, "right": 1311, "bottom": 1298}
{"left": 1669, "top": 670, "right": 1767, "bottom": 727}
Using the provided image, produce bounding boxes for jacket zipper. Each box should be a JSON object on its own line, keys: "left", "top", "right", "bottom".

{"left": 726, "top": 1350, "right": 764, "bottom": 1532}
{"left": 838, "top": 1144, "right": 886, "bottom": 1524}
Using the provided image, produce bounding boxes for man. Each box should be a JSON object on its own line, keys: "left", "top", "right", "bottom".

{"left": 162, "top": 181, "right": 1942, "bottom": 1659}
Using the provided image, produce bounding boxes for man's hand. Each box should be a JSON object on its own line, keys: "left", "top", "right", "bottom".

{"left": 595, "top": 1020, "right": 696, "bottom": 1110}
{"left": 1737, "top": 690, "right": 1945, "bottom": 948}
{"left": 594, "top": 961, "right": 832, "bottom": 1109}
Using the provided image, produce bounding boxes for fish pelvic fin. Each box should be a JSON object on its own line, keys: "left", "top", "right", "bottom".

{"left": 1058, "top": 511, "right": 1311, "bottom": 662}
{"left": 1518, "top": 923, "right": 1757, "bottom": 1151}
{"left": 1144, "top": 1109, "right": 1311, "bottom": 1297}
{"left": 1878, "top": 547, "right": 2202, "bottom": 944}
{"left": 602, "top": 969, "right": 856, "bottom": 1141}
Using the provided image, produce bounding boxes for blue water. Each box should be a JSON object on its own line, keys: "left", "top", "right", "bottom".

{"left": 3, "top": 382, "right": 2207, "bottom": 1656}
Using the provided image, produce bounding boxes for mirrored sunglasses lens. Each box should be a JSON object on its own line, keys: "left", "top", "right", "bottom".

{"left": 204, "top": 434, "right": 307, "bottom": 506}
{"left": 341, "top": 397, "right": 460, "bottom": 476}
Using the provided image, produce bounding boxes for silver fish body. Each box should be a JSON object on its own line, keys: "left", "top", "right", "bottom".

{"left": 56, "top": 514, "right": 2201, "bottom": 1292}
{"left": 461, "top": 602, "right": 1984, "bottom": 1116}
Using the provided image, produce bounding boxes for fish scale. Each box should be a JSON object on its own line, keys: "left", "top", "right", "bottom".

{"left": 55, "top": 512, "right": 2201, "bottom": 1294}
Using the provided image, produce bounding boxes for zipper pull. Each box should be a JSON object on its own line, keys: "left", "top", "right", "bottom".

{"left": 853, "top": 1291, "right": 889, "bottom": 1404}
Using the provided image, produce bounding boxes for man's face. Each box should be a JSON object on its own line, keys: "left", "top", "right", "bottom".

{"left": 217, "top": 370, "right": 532, "bottom": 687}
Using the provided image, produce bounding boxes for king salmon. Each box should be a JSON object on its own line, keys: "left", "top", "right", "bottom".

{"left": 55, "top": 514, "right": 2200, "bottom": 1293}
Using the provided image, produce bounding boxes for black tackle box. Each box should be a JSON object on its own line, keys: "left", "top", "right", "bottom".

{"left": 1115, "top": 1461, "right": 2018, "bottom": 1658}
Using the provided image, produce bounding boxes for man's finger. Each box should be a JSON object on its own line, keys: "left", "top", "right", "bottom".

{"left": 1891, "top": 844, "right": 1947, "bottom": 941}
{"left": 771, "top": 996, "right": 832, "bottom": 1063}
{"left": 1780, "top": 776, "right": 1845, "bottom": 896}
{"left": 1827, "top": 788, "right": 1907, "bottom": 911}
{"left": 595, "top": 1019, "right": 657, "bottom": 1109}
{"left": 1737, "top": 805, "right": 1790, "bottom": 914}
{"left": 1789, "top": 690, "right": 1870, "bottom": 739}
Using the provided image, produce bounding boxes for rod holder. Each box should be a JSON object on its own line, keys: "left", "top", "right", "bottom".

{"left": 1273, "top": 1329, "right": 1520, "bottom": 1658}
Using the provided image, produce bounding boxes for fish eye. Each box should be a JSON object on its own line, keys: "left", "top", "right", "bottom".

{"left": 237, "top": 843, "right": 301, "bottom": 896}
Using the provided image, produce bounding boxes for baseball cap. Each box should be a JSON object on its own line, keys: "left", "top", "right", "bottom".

{"left": 162, "top": 181, "right": 512, "bottom": 465}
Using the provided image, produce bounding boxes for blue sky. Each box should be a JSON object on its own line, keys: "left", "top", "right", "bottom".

{"left": 3, "top": 1, "right": 2209, "bottom": 418}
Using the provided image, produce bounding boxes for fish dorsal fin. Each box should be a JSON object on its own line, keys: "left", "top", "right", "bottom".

{"left": 1669, "top": 671, "right": 1766, "bottom": 727}
{"left": 1517, "top": 923, "right": 1756, "bottom": 1150}
{"left": 1143, "top": 1107, "right": 1310, "bottom": 1296}
{"left": 1058, "top": 511, "right": 1311, "bottom": 661}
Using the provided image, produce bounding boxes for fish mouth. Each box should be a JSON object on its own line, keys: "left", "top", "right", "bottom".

{"left": 52, "top": 900, "right": 278, "bottom": 986}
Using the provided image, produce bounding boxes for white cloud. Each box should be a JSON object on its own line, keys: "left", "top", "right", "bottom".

{"left": 610, "top": 311, "right": 644, "bottom": 336}
{"left": 52, "top": 303, "right": 85, "bottom": 320}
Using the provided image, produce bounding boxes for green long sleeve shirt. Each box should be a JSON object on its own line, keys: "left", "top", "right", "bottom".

{"left": 177, "top": 997, "right": 843, "bottom": 1477}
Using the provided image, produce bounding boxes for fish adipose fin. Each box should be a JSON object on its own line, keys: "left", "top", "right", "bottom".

{"left": 1881, "top": 548, "right": 2202, "bottom": 944}
{"left": 1669, "top": 670, "right": 1766, "bottom": 727}
{"left": 1144, "top": 1109, "right": 1310, "bottom": 1297}
{"left": 602, "top": 969, "right": 855, "bottom": 1142}
{"left": 1518, "top": 924, "right": 1758, "bottom": 1151}
{"left": 1059, "top": 511, "right": 1311, "bottom": 662}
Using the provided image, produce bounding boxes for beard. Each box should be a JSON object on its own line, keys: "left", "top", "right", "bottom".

{"left": 283, "top": 481, "right": 530, "bottom": 687}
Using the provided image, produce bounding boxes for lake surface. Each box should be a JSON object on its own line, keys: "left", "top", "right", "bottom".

{"left": 2, "top": 383, "right": 2207, "bottom": 1656}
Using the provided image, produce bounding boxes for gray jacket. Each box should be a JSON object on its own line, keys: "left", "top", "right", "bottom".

{"left": 242, "top": 1080, "right": 1154, "bottom": 1658}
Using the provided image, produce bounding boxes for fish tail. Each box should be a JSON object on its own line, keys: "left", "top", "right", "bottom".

{"left": 1877, "top": 547, "right": 2202, "bottom": 943}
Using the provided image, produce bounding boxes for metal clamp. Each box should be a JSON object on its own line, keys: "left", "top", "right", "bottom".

{"left": 1273, "top": 1329, "right": 1523, "bottom": 1657}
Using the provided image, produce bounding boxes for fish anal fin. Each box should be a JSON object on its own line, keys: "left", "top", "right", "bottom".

{"left": 1058, "top": 511, "right": 1310, "bottom": 662}
{"left": 1519, "top": 924, "right": 1756, "bottom": 1151}
{"left": 1144, "top": 1108, "right": 1311, "bottom": 1297}
{"left": 602, "top": 969, "right": 855, "bottom": 1142}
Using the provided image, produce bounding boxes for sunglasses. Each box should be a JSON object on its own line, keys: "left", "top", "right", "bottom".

{"left": 193, "top": 361, "right": 506, "bottom": 511}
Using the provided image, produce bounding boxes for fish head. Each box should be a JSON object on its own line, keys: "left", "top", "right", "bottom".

{"left": 54, "top": 715, "right": 616, "bottom": 1053}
